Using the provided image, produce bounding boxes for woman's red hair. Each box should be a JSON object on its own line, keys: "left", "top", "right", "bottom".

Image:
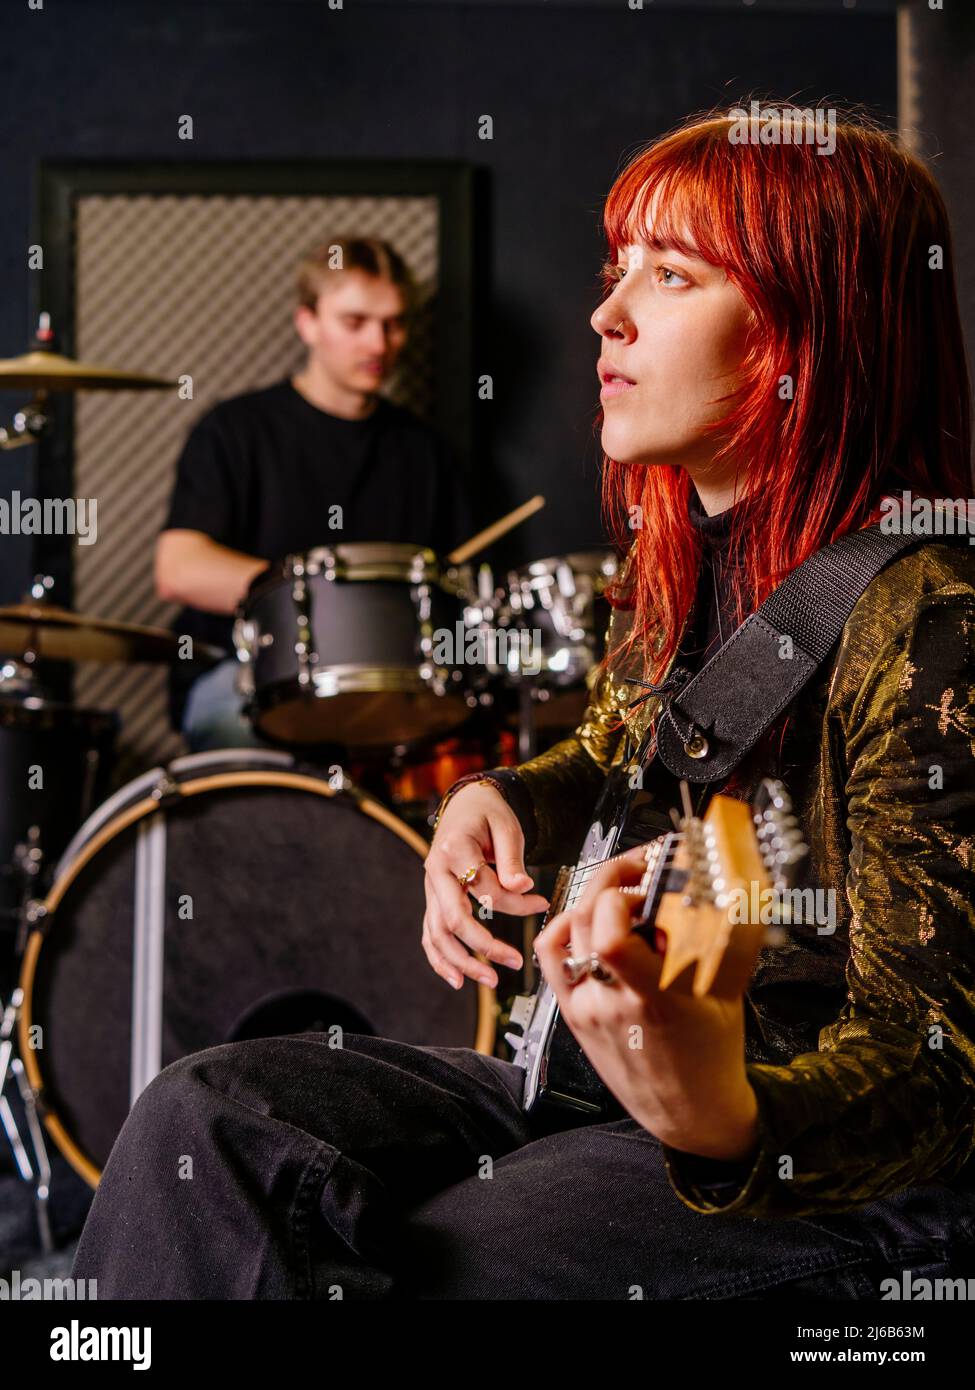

{"left": 598, "top": 103, "right": 973, "bottom": 684}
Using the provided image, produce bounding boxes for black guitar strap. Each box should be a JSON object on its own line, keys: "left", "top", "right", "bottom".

{"left": 652, "top": 523, "right": 967, "bottom": 786}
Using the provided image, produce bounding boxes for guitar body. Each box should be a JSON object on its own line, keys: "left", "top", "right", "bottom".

{"left": 509, "top": 820, "right": 625, "bottom": 1122}
{"left": 506, "top": 730, "right": 657, "bottom": 1120}
{"left": 504, "top": 745, "right": 805, "bottom": 1123}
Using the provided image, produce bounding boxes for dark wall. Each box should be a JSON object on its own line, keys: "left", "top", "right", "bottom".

{"left": 910, "top": 1, "right": 975, "bottom": 419}
{"left": 0, "top": 0, "right": 901, "bottom": 601}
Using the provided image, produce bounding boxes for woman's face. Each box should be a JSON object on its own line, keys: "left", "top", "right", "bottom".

{"left": 591, "top": 226, "right": 753, "bottom": 480}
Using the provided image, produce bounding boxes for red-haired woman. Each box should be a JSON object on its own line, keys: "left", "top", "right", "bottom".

{"left": 73, "top": 107, "right": 975, "bottom": 1300}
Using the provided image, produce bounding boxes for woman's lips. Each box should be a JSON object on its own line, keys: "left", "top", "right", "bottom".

{"left": 600, "top": 378, "right": 636, "bottom": 398}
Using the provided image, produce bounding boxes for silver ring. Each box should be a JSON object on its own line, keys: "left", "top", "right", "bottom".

{"left": 588, "top": 952, "right": 616, "bottom": 984}
{"left": 563, "top": 952, "right": 616, "bottom": 986}
{"left": 562, "top": 955, "right": 590, "bottom": 985}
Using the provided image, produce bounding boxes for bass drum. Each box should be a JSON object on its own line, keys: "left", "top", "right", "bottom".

{"left": 18, "top": 749, "right": 495, "bottom": 1187}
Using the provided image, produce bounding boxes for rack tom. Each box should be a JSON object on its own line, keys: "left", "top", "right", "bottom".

{"left": 234, "top": 544, "right": 477, "bottom": 749}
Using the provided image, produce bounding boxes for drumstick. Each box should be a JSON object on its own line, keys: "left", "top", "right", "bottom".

{"left": 447, "top": 495, "right": 546, "bottom": 565}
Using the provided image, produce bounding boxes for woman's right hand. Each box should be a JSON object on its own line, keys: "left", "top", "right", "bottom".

{"left": 423, "top": 782, "right": 549, "bottom": 990}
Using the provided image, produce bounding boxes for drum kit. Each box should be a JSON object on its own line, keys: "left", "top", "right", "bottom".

{"left": 0, "top": 325, "right": 619, "bottom": 1255}
{"left": 235, "top": 540, "right": 618, "bottom": 752}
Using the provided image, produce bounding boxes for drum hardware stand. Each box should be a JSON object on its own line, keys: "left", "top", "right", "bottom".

{"left": 0, "top": 657, "right": 43, "bottom": 696}
{"left": 12, "top": 830, "right": 45, "bottom": 955}
{"left": 1, "top": 315, "right": 175, "bottom": 449}
{"left": 517, "top": 676, "right": 539, "bottom": 762}
{"left": 0, "top": 988, "right": 54, "bottom": 1253}
{"left": 0, "top": 318, "right": 57, "bottom": 451}
{"left": 78, "top": 746, "right": 103, "bottom": 835}
{"left": 0, "top": 396, "right": 49, "bottom": 451}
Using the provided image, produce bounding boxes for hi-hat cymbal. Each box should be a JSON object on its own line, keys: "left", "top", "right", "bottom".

{"left": 0, "top": 604, "right": 224, "bottom": 665}
{"left": 0, "top": 350, "right": 176, "bottom": 392}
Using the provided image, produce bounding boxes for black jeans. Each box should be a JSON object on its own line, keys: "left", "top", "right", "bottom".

{"left": 71, "top": 1031, "right": 975, "bottom": 1300}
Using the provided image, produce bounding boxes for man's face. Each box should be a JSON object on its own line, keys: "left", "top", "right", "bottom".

{"left": 295, "top": 269, "right": 409, "bottom": 392}
{"left": 591, "top": 224, "right": 753, "bottom": 472}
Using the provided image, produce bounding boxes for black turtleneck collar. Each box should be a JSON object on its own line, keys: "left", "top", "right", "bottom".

{"left": 681, "top": 484, "right": 747, "bottom": 669}
{"left": 687, "top": 484, "right": 740, "bottom": 554}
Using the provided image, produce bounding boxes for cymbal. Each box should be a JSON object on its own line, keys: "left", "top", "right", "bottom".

{"left": 0, "top": 604, "right": 224, "bottom": 665}
{"left": 0, "top": 350, "right": 176, "bottom": 392}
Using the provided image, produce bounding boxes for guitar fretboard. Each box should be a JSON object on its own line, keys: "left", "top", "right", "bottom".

{"left": 552, "top": 832, "right": 680, "bottom": 918}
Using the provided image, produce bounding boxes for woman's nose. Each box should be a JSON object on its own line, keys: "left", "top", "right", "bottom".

{"left": 591, "top": 298, "right": 629, "bottom": 339}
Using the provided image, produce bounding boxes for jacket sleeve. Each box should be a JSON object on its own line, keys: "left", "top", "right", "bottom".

{"left": 501, "top": 640, "right": 632, "bottom": 864}
{"left": 662, "top": 588, "right": 975, "bottom": 1218}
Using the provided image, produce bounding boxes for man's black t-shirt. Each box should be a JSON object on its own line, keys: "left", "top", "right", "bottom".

{"left": 163, "top": 377, "right": 473, "bottom": 723}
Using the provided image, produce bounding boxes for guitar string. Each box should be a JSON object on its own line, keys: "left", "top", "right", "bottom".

{"left": 562, "top": 837, "right": 680, "bottom": 894}
{"left": 561, "top": 845, "right": 682, "bottom": 912}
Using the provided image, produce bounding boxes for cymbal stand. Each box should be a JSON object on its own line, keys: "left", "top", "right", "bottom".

{"left": 0, "top": 392, "right": 50, "bottom": 452}
{"left": 0, "top": 988, "right": 54, "bottom": 1253}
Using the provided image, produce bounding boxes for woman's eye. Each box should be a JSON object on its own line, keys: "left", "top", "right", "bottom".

{"left": 601, "top": 260, "right": 688, "bottom": 291}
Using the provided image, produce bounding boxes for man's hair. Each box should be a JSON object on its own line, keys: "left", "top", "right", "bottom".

{"left": 598, "top": 101, "right": 973, "bottom": 685}
{"left": 295, "top": 236, "right": 418, "bottom": 313}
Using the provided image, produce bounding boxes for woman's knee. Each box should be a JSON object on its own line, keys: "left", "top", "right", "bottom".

{"left": 125, "top": 1043, "right": 238, "bottom": 1135}
{"left": 133, "top": 1034, "right": 356, "bottom": 1127}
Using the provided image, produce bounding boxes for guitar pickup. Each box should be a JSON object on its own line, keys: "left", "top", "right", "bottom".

{"left": 507, "top": 993, "right": 536, "bottom": 1032}
{"left": 503, "top": 993, "right": 538, "bottom": 1053}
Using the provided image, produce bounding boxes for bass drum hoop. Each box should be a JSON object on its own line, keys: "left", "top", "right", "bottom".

{"left": 17, "top": 764, "right": 497, "bottom": 1188}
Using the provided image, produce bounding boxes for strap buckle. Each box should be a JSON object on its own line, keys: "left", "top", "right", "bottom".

{"left": 626, "top": 665, "right": 706, "bottom": 756}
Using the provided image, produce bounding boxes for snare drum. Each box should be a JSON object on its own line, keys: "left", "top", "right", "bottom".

{"left": 235, "top": 544, "right": 477, "bottom": 748}
{"left": 17, "top": 749, "right": 496, "bottom": 1186}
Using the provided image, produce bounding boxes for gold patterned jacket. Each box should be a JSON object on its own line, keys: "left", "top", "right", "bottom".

{"left": 505, "top": 540, "right": 975, "bottom": 1220}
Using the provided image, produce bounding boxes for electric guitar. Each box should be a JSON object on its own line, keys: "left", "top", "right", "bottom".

{"left": 503, "top": 732, "right": 808, "bottom": 1121}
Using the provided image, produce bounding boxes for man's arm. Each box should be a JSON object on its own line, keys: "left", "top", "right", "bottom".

{"left": 158, "top": 406, "right": 268, "bottom": 614}
{"left": 155, "top": 529, "right": 268, "bottom": 615}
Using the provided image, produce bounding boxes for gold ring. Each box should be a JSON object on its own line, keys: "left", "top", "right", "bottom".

{"left": 456, "top": 861, "right": 484, "bottom": 889}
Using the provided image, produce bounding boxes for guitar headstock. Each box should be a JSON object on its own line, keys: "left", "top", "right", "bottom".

{"left": 635, "top": 778, "right": 808, "bottom": 1000}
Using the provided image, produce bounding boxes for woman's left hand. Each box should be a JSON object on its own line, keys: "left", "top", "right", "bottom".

{"left": 533, "top": 843, "right": 760, "bottom": 1161}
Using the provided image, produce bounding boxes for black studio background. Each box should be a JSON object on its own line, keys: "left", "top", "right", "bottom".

{"left": 2, "top": 0, "right": 947, "bottom": 605}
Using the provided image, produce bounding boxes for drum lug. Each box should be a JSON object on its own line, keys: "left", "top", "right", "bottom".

{"left": 149, "top": 772, "right": 183, "bottom": 809}
{"left": 235, "top": 659, "right": 255, "bottom": 699}
{"left": 311, "top": 547, "right": 337, "bottom": 580}
{"left": 232, "top": 614, "right": 259, "bottom": 666}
